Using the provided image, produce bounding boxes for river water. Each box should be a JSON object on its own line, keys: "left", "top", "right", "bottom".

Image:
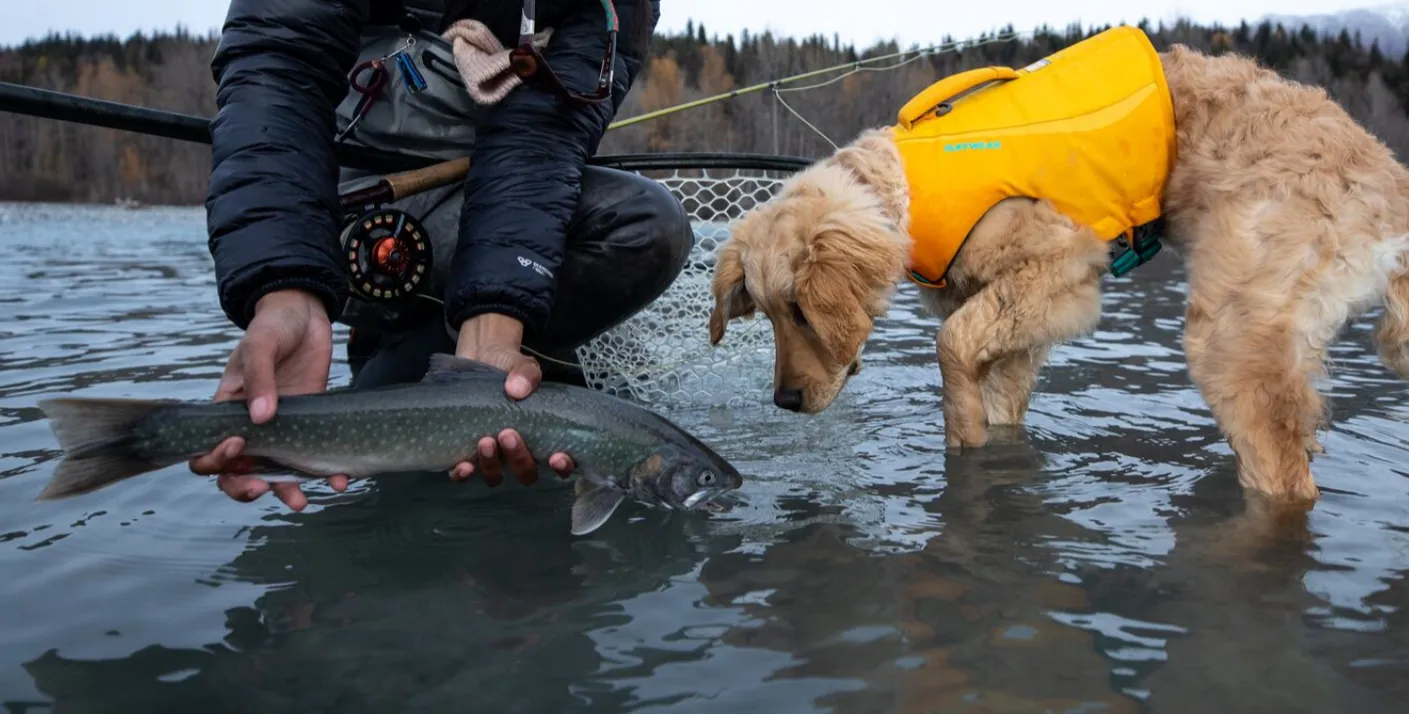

{"left": 1, "top": 202, "right": 1408, "bottom": 713}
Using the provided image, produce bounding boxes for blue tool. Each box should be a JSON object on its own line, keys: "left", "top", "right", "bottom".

{"left": 393, "top": 50, "right": 428, "bottom": 94}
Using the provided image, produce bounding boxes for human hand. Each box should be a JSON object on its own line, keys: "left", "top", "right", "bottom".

{"left": 449, "top": 313, "right": 575, "bottom": 487}
{"left": 189, "top": 289, "right": 345, "bottom": 510}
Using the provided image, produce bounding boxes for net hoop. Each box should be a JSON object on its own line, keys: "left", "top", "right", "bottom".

{"left": 571, "top": 152, "right": 812, "bottom": 409}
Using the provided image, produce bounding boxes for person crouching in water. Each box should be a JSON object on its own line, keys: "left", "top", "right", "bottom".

{"left": 190, "top": 0, "right": 690, "bottom": 509}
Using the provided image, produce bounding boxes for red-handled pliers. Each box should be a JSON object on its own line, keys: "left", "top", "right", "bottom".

{"left": 336, "top": 58, "right": 389, "bottom": 142}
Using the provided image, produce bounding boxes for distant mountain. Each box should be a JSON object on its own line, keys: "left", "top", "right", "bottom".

{"left": 1263, "top": 3, "right": 1409, "bottom": 56}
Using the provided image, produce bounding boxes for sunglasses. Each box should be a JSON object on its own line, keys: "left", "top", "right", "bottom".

{"left": 508, "top": 0, "right": 618, "bottom": 104}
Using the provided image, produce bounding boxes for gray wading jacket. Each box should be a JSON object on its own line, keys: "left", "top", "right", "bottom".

{"left": 205, "top": 0, "right": 659, "bottom": 336}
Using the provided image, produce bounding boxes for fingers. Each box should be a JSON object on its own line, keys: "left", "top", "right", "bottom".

{"left": 449, "top": 461, "right": 474, "bottom": 482}
{"left": 212, "top": 341, "right": 248, "bottom": 403}
{"left": 476, "top": 436, "right": 503, "bottom": 487}
{"left": 271, "top": 482, "right": 308, "bottom": 511}
{"left": 215, "top": 478, "right": 307, "bottom": 511}
{"left": 194, "top": 424, "right": 276, "bottom": 505}
{"left": 217, "top": 472, "right": 271, "bottom": 502}
{"left": 454, "top": 431, "right": 541, "bottom": 486}
{"left": 189, "top": 436, "right": 246, "bottom": 475}
{"left": 240, "top": 328, "right": 280, "bottom": 423}
{"left": 504, "top": 359, "right": 542, "bottom": 400}
{"left": 497, "top": 429, "right": 538, "bottom": 485}
{"left": 214, "top": 472, "right": 341, "bottom": 510}
{"left": 548, "top": 452, "right": 574, "bottom": 478}
{"left": 197, "top": 436, "right": 343, "bottom": 510}
{"left": 212, "top": 370, "right": 244, "bottom": 404}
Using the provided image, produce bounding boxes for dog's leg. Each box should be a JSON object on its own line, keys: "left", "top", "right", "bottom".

{"left": 1184, "top": 309, "right": 1323, "bottom": 503}
{"left": 935, "top": 318, "right": 988, "bottom": 449}
{"left": 936, "top": 274, "right": 1101, "bottom": 450}
{"left": 981, "top": 345, "right": 1051, "bottom": 426}
{"left": 1184, "top": 298, "right": 1325, "bottom": 456}
{"left": 1183, "top": 297, "right": 1323, "bottom": 455}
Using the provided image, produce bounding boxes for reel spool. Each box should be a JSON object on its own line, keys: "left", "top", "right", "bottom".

{"left": 340, "top": 207, "right": 434, "bottom": 302}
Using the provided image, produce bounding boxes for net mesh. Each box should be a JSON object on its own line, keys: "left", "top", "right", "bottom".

{"left": 572, "top": 166, "right": 791, "bottom": 409}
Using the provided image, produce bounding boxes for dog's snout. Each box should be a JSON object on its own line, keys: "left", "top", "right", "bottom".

{"left": 774, "top": 387, "right": 804, "bottom": 412}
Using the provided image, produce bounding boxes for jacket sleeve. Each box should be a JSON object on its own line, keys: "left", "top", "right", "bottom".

{"left": 443, "top": 0, "right": 659, "bottom": 339}
{"left": 206, "top": 0, "right": 371, "bottom": 329}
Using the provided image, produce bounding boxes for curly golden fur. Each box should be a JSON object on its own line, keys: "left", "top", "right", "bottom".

{"left": 708, "top": 43, "right": 1409, "bottom": 505}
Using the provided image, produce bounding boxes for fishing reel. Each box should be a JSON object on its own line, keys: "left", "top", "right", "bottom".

{"left": 339, "top": 206, "right": 434, "bottom": 302}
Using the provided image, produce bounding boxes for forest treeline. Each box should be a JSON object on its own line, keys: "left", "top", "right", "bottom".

{"left": 2, "top": 18, "right": 1409, "bottom": 204}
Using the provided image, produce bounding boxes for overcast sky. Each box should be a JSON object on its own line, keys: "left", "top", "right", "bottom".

{"left": 2, "top": 0, "right": 1383, "bottom": 48}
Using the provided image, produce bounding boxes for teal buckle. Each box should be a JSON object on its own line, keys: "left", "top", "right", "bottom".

{"left": 908, "top": 270, "right": 947, "bottom": 289}
{"left": 1109, "top": 228, "right": 1162, "bottom": 278}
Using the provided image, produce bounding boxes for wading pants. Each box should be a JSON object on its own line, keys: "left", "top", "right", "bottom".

{"left": 347, "top": 165, "right": 694, "bottom": 389}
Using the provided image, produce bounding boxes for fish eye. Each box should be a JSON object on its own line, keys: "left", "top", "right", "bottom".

{"left": 698, "top": 471, "right": 716, "bottom": 486}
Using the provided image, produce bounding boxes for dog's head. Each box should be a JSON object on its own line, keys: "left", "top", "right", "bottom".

{"left": 708, "top": 166, "right": 910, "bottom": 414}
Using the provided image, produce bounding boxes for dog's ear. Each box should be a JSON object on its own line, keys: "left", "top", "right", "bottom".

{"left": 795, "top": 221, "right": 908, "bottom": 364}
{"left": 709, "top": 242, "right": 755, "bottom": 345}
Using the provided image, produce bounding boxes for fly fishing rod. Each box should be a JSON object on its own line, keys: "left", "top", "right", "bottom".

{"left": 0, "top": 80, "right": 437, "bottom": 174}
{"left": 0, "top": 80, "right": 810, "bottom": 211}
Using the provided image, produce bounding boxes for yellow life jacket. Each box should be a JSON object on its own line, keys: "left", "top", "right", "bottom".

{"left": 889, "top": 25, "right": 1177, "bottom": 289}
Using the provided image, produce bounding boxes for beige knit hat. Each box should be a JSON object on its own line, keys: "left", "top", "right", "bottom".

{"left": 442, "top": 19, "right": 554, "bottom": 105}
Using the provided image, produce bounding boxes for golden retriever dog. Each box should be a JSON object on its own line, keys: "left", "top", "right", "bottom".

{"left": 707, "top": 37, "right": 1409, "bottom": 506}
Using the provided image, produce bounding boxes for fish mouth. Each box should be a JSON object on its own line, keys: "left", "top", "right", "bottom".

{"left": 703, "top": 500, "right": 732, "bottom": 514}
{"left": 683, "top": 488, "right": 733, "bottom": 512}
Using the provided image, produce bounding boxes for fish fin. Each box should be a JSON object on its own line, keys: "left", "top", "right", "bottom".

{"left": 423, "top": 353, "right": 508, "bottom": 384}
{"left": 577, "top": 469, "right": 616, "bottom": 490}
{"left": 570, "top": 481, "right": 627, "bottom": 536}
{"left": 35, "top": 397, "right": 178, "bottom": 501}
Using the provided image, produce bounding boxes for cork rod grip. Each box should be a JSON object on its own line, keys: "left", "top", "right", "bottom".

{"left": 384, "top": 156, "right": 473, "bottom": 201}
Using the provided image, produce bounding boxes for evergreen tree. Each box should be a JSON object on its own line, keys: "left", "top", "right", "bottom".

{"left": 6, "top": 18, "right": 1409, "bottom": 204}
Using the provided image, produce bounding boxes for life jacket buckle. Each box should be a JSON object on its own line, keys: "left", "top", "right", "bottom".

{"left": 1110, "top": 221, "right": 1163, "bottom": 278}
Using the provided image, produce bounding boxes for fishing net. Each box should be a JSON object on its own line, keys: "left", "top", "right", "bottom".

{"left": 572, "top": 165, "right": 792, "bottom": 409}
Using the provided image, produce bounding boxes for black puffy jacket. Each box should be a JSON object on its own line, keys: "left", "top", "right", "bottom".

{"left": 205, "top": 0, "right": 660, "bottom": 338}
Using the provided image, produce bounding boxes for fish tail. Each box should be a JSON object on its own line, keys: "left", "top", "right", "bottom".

{"left": 35, "top": 397, "right": 176, "bottom": 501}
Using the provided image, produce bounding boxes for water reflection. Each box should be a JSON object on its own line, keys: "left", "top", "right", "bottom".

{"left": 20, "top": 477, "right": 734, "bottom": 713}
{"left": 2, "top": 204, "right": 1409, "bottom": 713}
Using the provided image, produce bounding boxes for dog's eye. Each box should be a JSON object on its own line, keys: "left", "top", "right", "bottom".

{"left": 790, "top": 302, "right": 808, "bottom": 327}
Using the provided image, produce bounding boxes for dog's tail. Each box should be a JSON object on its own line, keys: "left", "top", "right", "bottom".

{"left": 1376, "top": 268, "right": 1409, "bottom": 381}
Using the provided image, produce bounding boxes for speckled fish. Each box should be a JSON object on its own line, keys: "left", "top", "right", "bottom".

{"left": 34, "top": 354, "right": 744, "bottom": 535}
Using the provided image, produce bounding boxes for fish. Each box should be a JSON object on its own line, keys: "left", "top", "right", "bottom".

{"left": 33, "top": 353, "right": 745, "bottom": 535}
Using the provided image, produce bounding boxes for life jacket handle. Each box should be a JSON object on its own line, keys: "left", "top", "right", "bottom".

{"left": 896, "top": 66, "right": 1020, "bottom": 130}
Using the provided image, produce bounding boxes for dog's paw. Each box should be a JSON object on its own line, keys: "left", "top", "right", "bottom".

{"left": 944, "top": 425, "right": 990, "bottom": 451}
